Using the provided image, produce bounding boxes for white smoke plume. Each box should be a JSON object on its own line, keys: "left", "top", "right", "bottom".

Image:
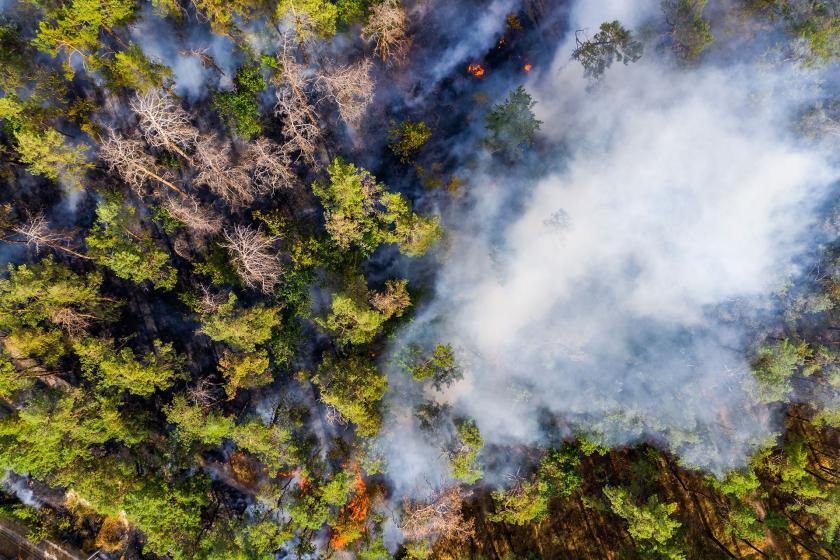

{"left": 379, "top": 1, "right": 840, "bottom": 494}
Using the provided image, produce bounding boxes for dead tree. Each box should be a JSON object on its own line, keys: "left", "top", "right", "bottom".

{"left": 274, "top": 41, "right": 321, "bottom": 163}
{"left": 193, "top": 135, "right": 258, "bottom": 207}
{"left": 2, "top": 213, "right": 92, "bottom": 261}
{"left": 220, "top": 225, "right": 283, "bottom": 293}
{"left": 361, "top": 0, "right": 410, "bottom": 64}
{"left": 400, "top": 486, "right": 475, "bottom": 543}
{"left": 130, "top": 90, "right": 199, "bottom": 159}
{"left": 99, "top": 132, "right": 186, "bottom": 196}
{"left": 318, "top": 58, "right": 375, "bottom": 126}
{"left": 245, "top": 137, "right": 298, "bottom": 191}
{"left": 163, "top": 194, "right": 222, "bottom": 236}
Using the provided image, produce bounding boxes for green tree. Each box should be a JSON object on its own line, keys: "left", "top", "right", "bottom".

{"left": 572, "top": 20, "right": 643, "bottom": 78}
{"left": 74, "top": 338, "right": 186, "bottom": 397}
{"left": 275, "top": 0, "right": 338, "bottom": 38}
{"left": 219, "top": 349, "right": 273, "bottom": 399}
{"left": 662, "top": 0, "right": 714, "bottom": 60}
{"left": 751, "top": 338, "right": 812, "bottom": 403}
{"left": 484, "top": 86, "right": 542, "bottom": 160}
{"left": 603, "top": 486, "right": 685, "bottom": 560}
{"left": 388, "top": 120, "right": 431, "bottom": 162}
{"left": 105, "top": 43, "right": 172, "bottom": 92}
{"left": 213, "top": 64, "right": 267, "bottom": 138}
{"left": 396, "top": 343, "right": 462, "bottom": 390}
{"left": 315, "top": 354, "right": 388, "bottom": 436}
{"left": 164, "top": 394, "right": 234, "bottom": 446}
{"left": 449, "top": 418, "right": 484, "bottom": 484}
{"left": 86, "top": 194, "right": 177, "bottom": 289}
{"left": 199, "top": 293, "right": 281, "bottom": 352}
{"left": 230, "top": 419, "right": 296, "bottom": 475}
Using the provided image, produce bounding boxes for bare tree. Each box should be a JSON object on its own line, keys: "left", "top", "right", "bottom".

{"left": 274, "top": 42, "right": 321, "bottom": 163}
{"left": 361, "top": 0, "right": 410, "bottom": 64}
{"left": 245, "top": 137, "right": 298, "bottom": 191}
{"left": 318, "top": 58, "right": 375, "bottom": 126}
{"left": 221, "top": 225, "right": 283, "bottom": 293}
{"left": 100, "top": 132, "right": 186, "bottom": 196}
{"left": 194, "top": 135, "right": 258, "bottom": 207}
{"left": 163, "top": 194, "right": 222, "bottom": 236}
{"left": 4, "top": 213, "right": 92, "bottom": 261}
{"left": 400, "top": 486, "right": 475, "bottom": 542}
{"left": 130, "top": 90, "right": 199, "bottom": 159}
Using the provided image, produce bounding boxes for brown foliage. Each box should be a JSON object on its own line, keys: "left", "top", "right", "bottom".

{"left": 318, "top": 59, "right": 375, "bottom": 126}
{"left": 400, "top": 486, "right": 475, "bottom": 542}
{"left": 362, "top": 0, "right": 410, "bottom": 64}
{"left": 221, "top": 225, "right": 283, "bottom": 293}
{"left": 194, "top": 135, "right": 261, "bottom": 207}
{"left": 274, "top": 42, "right": 321, "bottom": 164}
{"left": 163, "top": 194, "right": 222, "bottom": 236}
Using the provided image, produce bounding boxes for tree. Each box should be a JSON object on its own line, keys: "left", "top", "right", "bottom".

{"left": 662, "top": 0, "right": 714, "bottom": 60}
{"left": 571, "top": 20, "right": 643, "bottom": 78}
{"left": 106, "top": 43, "right": 172, "bottom": 92}
{"left": 163, "top": 194, "right": 223, "bottom": 236}
{"left": 99, "top": 132, "right": 185, "bottom": 196}
{"left": 484, "top": 86, "right": 542, "bottom": 160}
{"left": 315, "top": 354, "right": 388, "bottom": 437}
{"left": 0, "top": 97, "right": 90, "bottom": 188}
{"left": 198, "top": 292, "right": 281, "bottom": 351}
{"left": 603, "top": 486, "right": 685, "bottom": 560}
{"left": 318, "top": 59, "right": 375, "bottom": 126}
{"left": 31, "top": 0, "right": 136, "bottom": 78}
{"left": 273, "top": 44, "right": 321, "bottom": 163}
{"left": 320, "top": 279, "right": 410, "bottom": 345}
{"left": 275, "top": 0, "right": 339, "bottom": 39}
{"left": 388, "top": 120, "right": 431, "bottom": 162}
{"left": 75, "top": 338, "right": 186, "bottom": 397}
{"left": 85, "top": 194, "right": 177, "bottom": 289}
{"left": 129, "top": 90, "right": 198, "bottom": 159}
{"left": 244, "top": 137, "right": 298, "bottom": 191}
{"left": 362, "top": 0, "right": 409, "bottom": 64}
{"left": 213, "top": 64, "right": 266, "bottom": 138}
{"left": 165, "top": 393, "right": 234, "bottom": 446}
{"left": 449, "top": 418, "right": 483, "bottom": 484}
{"left": 193, "top": 135, "right": 261, "bottom": 207}
{"left": 751, "top": 338, "right": 813, "bottom": 403}
{"left": 400, "top": 486, "right": 474, "bottom": 543}
{"left": 221, "top": 225, "right": 283, "bottom": 293}
{"left": 218, "top": 349, "right": 272, "bottom": 399}
{"left": 0, "top": 212, "right": 92, "bottom": 261}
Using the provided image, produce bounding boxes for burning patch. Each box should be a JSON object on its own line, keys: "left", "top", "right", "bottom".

{"left": 467, "top": 63, "right": 486, "bottom": 77}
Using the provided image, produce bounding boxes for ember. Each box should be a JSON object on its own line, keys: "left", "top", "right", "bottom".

{"left": 467, "top": 63, "right": 485, "bottom": 77}
{"left": 523, "top": 63, "right": 533, "bottom": 72}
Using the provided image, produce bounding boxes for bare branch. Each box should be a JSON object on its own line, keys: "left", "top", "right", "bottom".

{"left": 245, "top": 137, "right": 298, "bottom": 191}
{"left": 11, "top": 214, "right": 92, "bottom": 260}
{"left": 400, "top": 486, "right": 475, "bottom": 543}
{"left": 362, "top": 0, "right": 410, "bottom": 65}
{"left": 130, "top": 90, "right": 199, "bottom": 159}
{"left": 274, "top": 43, "right": 321, "bottom": 163}
{"left": 318, "top": 58, "right": 375, "bottom": 126}
{"left": 221, "top": 225, "right": 283, "bottom": 293}
{"left": 163, "top": 194, "right": 222, "bottom": 236}
{"left": 194, "top": 135, "right": 258, "bottom": 207}
{"left": 100, "top": 132, "right": 185, "bottom": 196}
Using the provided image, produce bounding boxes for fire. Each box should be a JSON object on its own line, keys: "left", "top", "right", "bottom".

{"left": 330, "top": 467, "right": 371, "bottom": 549}
{"left": 467, "top": 63, "right": 485, "bottom": 77}
{"left": 523, "top": 63, "right": 533, "bottom": 72}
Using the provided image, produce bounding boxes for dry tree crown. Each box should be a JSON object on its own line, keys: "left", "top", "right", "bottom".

{"left": 129, "top": 90, "right": 199, "bottom": 157}
{"left": 318, "top": 58, "right": 375, "bottom": 126}
{"left": 400, "top": 486, "right": 475, "bottom": 543}
{"left": 221, "top": 225, "right": 283, "bottom": 293}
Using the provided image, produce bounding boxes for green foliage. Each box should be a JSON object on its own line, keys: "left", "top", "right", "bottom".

{"left": 0, "top": 96, "right": 90, "bottom": 187}
{"left": 449, "top": 418, "right": 484, "bottom": 484}
{"left": 0, "top": 388, "right": 144, "bottom": 479}
{"left": 743, "top": 0, "right": 839, "bottom": 61}
{"left": 751, "top": 338, "right": 812, "bottom": 402}
{"left": 603, "top": 486, "right": 685, "bottom": 560}
{"left": 106, "top": 43, "right": 172, "bottom": 92}
{"left": 484, "top": 86, "right": 542, "bottom": 160}
{"left": 86, "top": 194, "right": 177, "bottom": 289}
{"left": 32, "top": 0, "right": 136, "bottom": 78}
{"left": 314, "top": 158, "right": 441, "bottom": 256}
{"left": 199, "top": 293, "right": 281, "bottom": 352}
{"left": 0, "top": 502, "right": 49, "bottom": 542}
{"left": 662, "top": 0, "right": 714, "bottom": 60}
{"left": 396, "top": 343, "right": 463, "bottom": 389}
{"left": 572, "top": 20, "right": 643, "bottom": 78}
{"left": 275, "top": 0, "right": 339, "bottom": 38}
{"left": 213, "top": 64, "right": 266, "bottom": 138}
{"left": 230, "top": 419, "right": 296, "bottom": 475}
{"left": 165, "top": 394, "right": 234, "bottom": 446}
{"left": 315, "top": 354, "right": 388, "bottom": 436}
{"left": 219, "top": 349, "right": 273, "bottom": 398}
{"left": 388, "top": 120, "right": 432, "bottom": 163}
{"left": 75, "top": 338, "right": 186, "bottom": 397}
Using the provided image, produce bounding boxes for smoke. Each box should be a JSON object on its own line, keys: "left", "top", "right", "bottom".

{"left": 379, "top": 1, "right": 840, "bottom": 495}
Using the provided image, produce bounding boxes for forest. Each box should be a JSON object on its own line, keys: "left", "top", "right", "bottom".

{"left": 0, "top": 0, "right": 838, "bottom": 558}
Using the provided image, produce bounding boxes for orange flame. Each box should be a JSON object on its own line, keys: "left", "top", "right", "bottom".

{"left": 467, "top": 63, "right": 486, "bottom": 77}
{"left": 523, "top": 63, "right": 533, "bottom": 72}
{"left": 330, "top": 467, "right": 370, "bottom": 549}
